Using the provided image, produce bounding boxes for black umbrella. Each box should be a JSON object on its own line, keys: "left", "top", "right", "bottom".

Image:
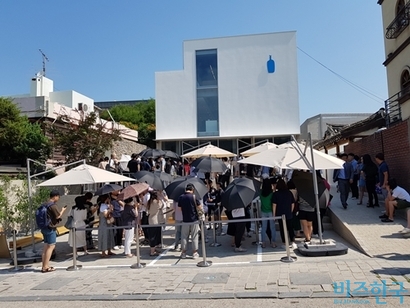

{"left": 221, "top": 178, "right": 260, "bottom": 211}
{"left": 132, "top": 171, "right": 164, "bottom": 190}
{"left": 154, "top": 171, "right": 173, "bottom": 183}
{"left": 291, "top": 170, "right": 326, "bottom": 207}
{"left": 139, "top": 148, "right": 166, "bottom": 159}
{"left": 190, "top": 156, "right": 227, "bottom": 173}
{"left": 94, "top": 183, "right": 123, "bottom": 196}
{"left": 165, "top": 176, "right": 208, "bottom": 201}
{"left": 164, "top": 150, "right": 180, "bottom": 160}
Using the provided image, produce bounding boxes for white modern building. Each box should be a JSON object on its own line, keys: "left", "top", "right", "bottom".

{"left": 155, "top": 32, "right": 300, "bottom": 154}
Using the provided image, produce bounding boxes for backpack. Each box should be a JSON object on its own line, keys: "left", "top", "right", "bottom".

{"left": 105, "top": 159, "right": 118, "bottom": 173}
{"left": 35, "top": 202, "right": 53, "bottom": 229}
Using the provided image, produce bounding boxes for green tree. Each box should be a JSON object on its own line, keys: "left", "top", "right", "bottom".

{"left": 48, "top": 112, "right": 123, "bottom": 165}
{"left": 100, "top": 99, "right": 156, "bottom": 148}
{"left": 0, "top": 97, "right": 51, "bottom": 164}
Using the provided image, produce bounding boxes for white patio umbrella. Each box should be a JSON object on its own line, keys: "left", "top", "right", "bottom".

{"left": 119, "top": 154, "right": 131, "bottom": 171}
{"left": 241, "top": 142, "right": 277, "bottom": 157}
{"left": 238, "top": 141, "right": 343, "bottom": 170}
{"left": 37, "top": 164, "right": 136, "bottom": 186}
{"left": 238, "top": 138, "right": 343, "bottom": 245}
{"left": 181, "top": 144, "right": 236, "bottom": 158}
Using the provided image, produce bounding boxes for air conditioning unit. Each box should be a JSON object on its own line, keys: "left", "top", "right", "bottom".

{"left": 78, "top": 103, "right": 89, "bottom": 112}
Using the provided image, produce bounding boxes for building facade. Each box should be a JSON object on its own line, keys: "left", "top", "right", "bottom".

{"left": 6, "top": 74, "right": 142, "bottom": 163}
{"left": 300, "top": 113, "right": 372, "bottom": 144}
{"left": 339, "top": 1, "right": 410, "bottom": 191}
{"left": 155, "top": 32, "right": 300, "bottom": 154}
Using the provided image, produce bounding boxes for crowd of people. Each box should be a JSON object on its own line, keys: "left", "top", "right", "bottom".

{"left": 37, "top": 149, "right": 410, "bottom": 273}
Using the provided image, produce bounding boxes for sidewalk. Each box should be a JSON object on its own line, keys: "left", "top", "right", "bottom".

{"left": 0, "top": 189, "right": 410, "bottom": 303}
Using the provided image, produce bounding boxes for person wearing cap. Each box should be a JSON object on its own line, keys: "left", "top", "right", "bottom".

{"left": 41, "top": 190, "right": 67, "bottom": 273}
{"left": 178, "top": 184, "right": 203, "bottom": 259}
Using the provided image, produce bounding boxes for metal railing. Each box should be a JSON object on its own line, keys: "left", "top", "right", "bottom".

{"left": 385, "top": 88, "right": 406, "bottom": 127}
{"left": 386, "top": 2, "right": 410, "bottom": 39}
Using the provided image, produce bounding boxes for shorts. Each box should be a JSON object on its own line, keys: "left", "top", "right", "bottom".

{"left": 395, "top": 199, "right": 410, "bottom": 210}
{"left": 298, "top": 210, "right": 315, "bottom": 222}
{"left": 41, "top": 228, "right": 57, "bottom": 245}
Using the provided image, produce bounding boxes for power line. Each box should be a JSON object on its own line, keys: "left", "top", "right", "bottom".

{"left": 297, "top": 47, "right": 385, "bottom": 105}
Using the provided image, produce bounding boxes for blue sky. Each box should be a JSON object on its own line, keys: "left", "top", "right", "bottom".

{"left": 0, "top": 1, "right": 386, "bottom": 123}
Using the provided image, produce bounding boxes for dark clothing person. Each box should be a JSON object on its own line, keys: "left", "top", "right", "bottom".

{"left": 272, "top": 189, "right": 295, "bottom": 243}
{"left": 127, "top": 159, "right": 139, "bottom": 173}
{"left": 110, "top": 198, "right": 123, "bottom": 247}
{"left": 362, "top": 156, "right": 379, "bottom": 207}
{"left": 178, "top": 193, "right": 200, "bottom": 223}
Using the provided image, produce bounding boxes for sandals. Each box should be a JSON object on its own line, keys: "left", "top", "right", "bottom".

{"left": 41, "top": 267, "right": 55, "bottom": 273}
{"left": 149, "top": 251, "right": 159, "bottom": 257}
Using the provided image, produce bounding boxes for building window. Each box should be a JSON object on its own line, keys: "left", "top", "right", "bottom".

{"left": 196, "top": 49, "right": 219, "bottom": 137}
{"left": 401, "top": 68, "right": 410, "bottom": 90}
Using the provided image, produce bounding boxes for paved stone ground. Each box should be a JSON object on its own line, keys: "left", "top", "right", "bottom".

{"left": 329, "top": 185, "right": 410, "bottom": 258}
{"left": 0, "top": 186, "right": 409, "bottom": 303}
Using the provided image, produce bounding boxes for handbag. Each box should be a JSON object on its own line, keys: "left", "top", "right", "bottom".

{"left": 106, "top": 212, "right": 115, "bottom": 225}
{"left": 65, "top": 211, "right": 74, "bottom": 229}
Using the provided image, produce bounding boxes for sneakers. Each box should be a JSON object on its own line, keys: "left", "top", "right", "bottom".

{"left": 246, "top": 232, "right": 252, "bottom": 238}
{"left": 382, "top": 218, "right": 394, "bottom": 223}
{"left": 399, "top": 227, "right": 410, "bottom": 233}
{"left": 113, "top": 246, "right": 120, "bottom": 250}
{"left": 290, "top": 242, "right": 297, "bottom": 249}
{"left": 379, "top": 214, "right": 388, "bottom": 219}
{"left": 180, "top": 252, "right": 187, "bottom": 259}
{"left": 234, "top": 247, "right": 247, "bottom": 252}
{"left": 192, "top": 252, "right": 199, "bottom": 259}
{"left": 119, "top": 245, "right": 124, "bottom": 249}
{"left": 342, "top": 204, "right": 347, "bottom": 209}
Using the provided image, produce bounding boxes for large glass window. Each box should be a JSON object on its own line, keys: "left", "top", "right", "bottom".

{"left": 196, "top": 49, "right": 219, "bottom": 137}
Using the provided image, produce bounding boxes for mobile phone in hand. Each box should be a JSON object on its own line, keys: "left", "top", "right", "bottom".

{"left": 63, "top": 205, "right": 68, "bottom": 208}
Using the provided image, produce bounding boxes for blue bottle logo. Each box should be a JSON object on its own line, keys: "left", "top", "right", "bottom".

{"left": 267, "top": 55, "right": 275, "bottom": 73}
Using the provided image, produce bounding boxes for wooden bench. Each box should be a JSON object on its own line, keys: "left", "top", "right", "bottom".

{"left": 9, "top": 233, "right": 43, "bottom": 249}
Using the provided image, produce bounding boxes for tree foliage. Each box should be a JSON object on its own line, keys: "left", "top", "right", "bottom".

{"left": 48, "top": 112, "right": 122, "bottom": 165}
{"left": 0, "top": 97, "right": 51, "bottom": 164}
{"left": 0, "top": 176, "right": 50, "bottom": 236}
{"left": 99, "top": 99, "right": 156, "bottom": 148}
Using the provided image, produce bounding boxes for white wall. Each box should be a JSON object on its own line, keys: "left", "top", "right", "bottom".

{"left": 156, "top": 32, "right": 300, "bottom": 140}
{"left": 49, "top": 91, "right": 94, "bottom": 112}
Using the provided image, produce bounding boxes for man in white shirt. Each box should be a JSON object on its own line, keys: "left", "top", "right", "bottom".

{"left": 381, "top": 178, "right": 410, "bottom": 223}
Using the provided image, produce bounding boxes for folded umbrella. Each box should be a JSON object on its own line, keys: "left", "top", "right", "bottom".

{"left": 94, "top": 183, "right": 123, "bottom": 196}
{"left": 221, "top": 178, "right": 260, "bottom": 211}
{"left": 165, "top": 176, "right": 208, "bottom": 201}
{"left": 132, "top": 171, "right": 164, "bottom": 190}
{"left": 118, "top": 182, "right": 150, "bottom": 201}
{"left": 190, "top": 156, "right": 227, "bottom": 173}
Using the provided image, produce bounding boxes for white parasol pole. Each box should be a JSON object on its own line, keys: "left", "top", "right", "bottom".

{"left": 290, "top": 134, "right": 323, "bottom": 244}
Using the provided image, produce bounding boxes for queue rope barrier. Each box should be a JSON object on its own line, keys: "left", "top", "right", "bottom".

{"left": 65, "top": 215, "right": 297, "bottom": 271}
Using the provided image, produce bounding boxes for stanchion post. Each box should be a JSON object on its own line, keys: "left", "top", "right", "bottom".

{"left": 9, "top": 230, "right": 24, "bottom": 272}
{"left": 131, "top": 220, "right": 146, "bottom": 269}
{"left": 209, "top": 210, "right": 221, "bottom": 247}
{"left": 197, "top": 220, "right": 212, "bottom": 267}
{"left": 67, "top": 227, "right": 82, "bottom": 271}
{"left": 252, "top": 201, "right": 262, "bottom": 246}
{"left": 280, "top": 215, "right": 297, "bottom": 263}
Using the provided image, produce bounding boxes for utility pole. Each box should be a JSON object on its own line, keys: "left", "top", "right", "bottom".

{"left": 39, "top": 49, "right": 49, "bottom": 76}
